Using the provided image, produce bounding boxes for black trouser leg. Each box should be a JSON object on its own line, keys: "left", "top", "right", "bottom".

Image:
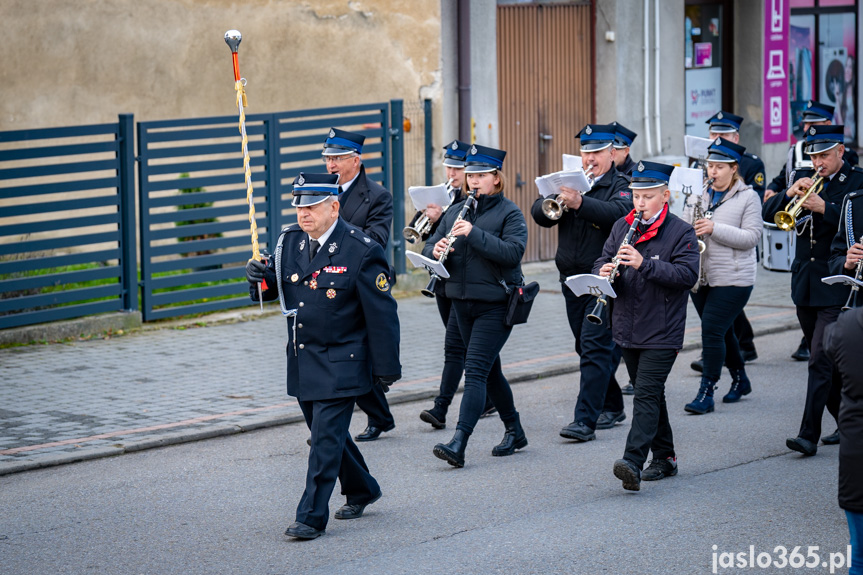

{"left": 355, "top": 384, "right": 394, "bottom": 429}
{"left": 796, "top": 306, "right": 842, "bottom": 443}
{"left": 734, "top": 309, "right": 755, "bottom": 351}
{"left": 434, "top": 295, "right": 466, "bottom": 409}
{"left": 620, "top": 348, "right": 678, "bottom": 469}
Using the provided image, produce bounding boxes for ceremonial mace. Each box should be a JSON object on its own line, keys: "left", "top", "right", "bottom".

{"left": 224, "top": 30, "right": 265, "bottom": 309}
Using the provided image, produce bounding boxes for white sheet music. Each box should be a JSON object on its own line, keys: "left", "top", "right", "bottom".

{"left": 562, "top": 154, "right": 583, "bottom": 172}
{"left": 822, "top": 275, "right": 863, "bottom": 289}
{"left": 406, "top": 251, "right": 450, "bottom": 279}
{"left": 667, "top": 165, "right": 704, "bottom": 217}
{"left": 684, "top": 135, "right": 712, "bottom": 160}
{"left": 564, "top": 274, "right": 617, "bottom": 298}
{"left": 535, "top": 170, "right": 592, "bottom": 198}
{"left": 408, "top": 184, "right": 451, "bottom": 212}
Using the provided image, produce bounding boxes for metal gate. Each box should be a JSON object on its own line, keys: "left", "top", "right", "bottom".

{"left": 498, "top": 2, "right": 594, "bottom": 263}
{"left": 137, "top": 103, "right": 399, "bottom": 322}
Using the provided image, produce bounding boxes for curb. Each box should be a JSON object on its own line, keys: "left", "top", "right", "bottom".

{"left": 0, "top": 320, "right": 800, "bottom": 477}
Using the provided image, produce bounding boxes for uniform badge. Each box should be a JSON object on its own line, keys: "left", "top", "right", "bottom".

{"left": 326, "top": 288, "right": 336, "bottom": 299}
{"left": 714, "top": 137, "right": 722, "bottom": 146}
{"left": 328, "top": 242, "right": 337, "bottom": 254}
{"left": 329, "top": 128, "right": 335, "bottom": 138}
{"left": 299, "top": 239, "right": 306, "bottom": 251}
{"left": 810, "top": 126, "right": 817, "bottom": 135}
{"left": 638, "top": 161, "right": 645, "bottom": 172}
{"left": 376, "top": 273, "right": 390, "bottom": 292}
{"left": 290, "top": 273, "right": 299, "bottom": 283}
{"left": 323, "top": 266, "right": 347, "bottom": 274}
{"left": 585, "top": 126, "right": 592, "bottom": 135}
{"left": 297, "top": 174, "right": 305, "bottom": 186}
{"left": 717, "top": 111, "right": 723, "bottom": 119}
{"left": 755, "top": 173, "right": 765, "bottom": 186}
{"left": 470, "top": 145, "right": 477, "bottom": 155}
{"left": 309, "top": 278, "right": 317, "bottom": 290}
{"left": 840, "top": 173, "right": 847, "bottom": 183}
{"left": 364, "top": 237, "right": 371, "bottom": 243}
{"left": 451, "top": 141, "right": 458, "bottom": 150}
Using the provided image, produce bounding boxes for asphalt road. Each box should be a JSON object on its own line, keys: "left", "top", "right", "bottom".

{"left": 1, "top": 329, "right": 852, "bottom": 575}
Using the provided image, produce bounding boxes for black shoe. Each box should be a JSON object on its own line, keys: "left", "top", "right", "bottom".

{"left": 420, "top": 405, "right": 446, "bottom": 429}
{"left": 821, "top": 429, "right": 840, "bottom": 445}
{"left": 621, "top": 382, "right": 634, "bottom": 395}
{"left": 595, "top": 410, "right": 626, "bottom": 430}
{"left": 355, "top": 424, "right": 394, "bottom": 442}
{"left": 642, "top": 456, "right": 678, "bottom": 481}
{"left": 690, "top": 356, "right": 703, "bottom": 373}
{"left": 334, "top": 491, "right": 382, "bottom": 520}
{"left": 306, "top": 437, "right": 311, "bottom": 446}
{"left": 284, "top": 522, "right": 325, "bottom": 540}
{"left": 791, "top": 338, "right": 810, "bottom": 361}
{"left": 613, "top": 458, "right": 641, "bottom": 491}
{"left": 480, "top": 405, "right": 498, "bottom": 419}
{"left": 559, "top": 421, "right": 596, "bottom": 442}
{"left": 491, "top": 413, "right": 528, "bottom": 456}
{"left": 786, "top": 436, "right": 817, "bottom": 456}
{"left": 741, "top": 348, "right": 758, "bottom": 363}
{"left": 433, "top": 429, "right": 469, "bottom": 468}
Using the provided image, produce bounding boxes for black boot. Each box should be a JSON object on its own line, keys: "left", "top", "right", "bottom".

{"left": 491, "top": 413, "right": 528, "bottom": 456}
{"left": 420, "top": 400, "right": 447, "bottom": 429}
{"left": 433, "top": 429, "right": 469, "bottom": 468}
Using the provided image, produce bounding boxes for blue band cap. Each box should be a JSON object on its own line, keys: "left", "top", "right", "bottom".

{"left": 322, "top": 128, "right": 364, "bottom": 155}
{"left": 804, "top": 124, "right": 844, "bottom": 154}
{"left": 706, "top": 110, "right": 743, "bottom": 133}
{"left": 802, "top": 101, "right": 835, "bottom": 123}
{"left": 706, "top": 137, "right": 745, "bottom": 163}
{"left": 629, "top": 160, "right": 674, "bottom": 189}
{"left": 443, "top": 140, "right": 470, "bottom": 168}
{"left": 464, "top": 144, "right": 506, "bottom": 173}
{"left": 291, "top": 172, "right": 340, "bottom": 206}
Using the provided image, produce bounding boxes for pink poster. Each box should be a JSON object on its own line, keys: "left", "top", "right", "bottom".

{"left": 764, "top": 0, "right": 789, "bottom": 143}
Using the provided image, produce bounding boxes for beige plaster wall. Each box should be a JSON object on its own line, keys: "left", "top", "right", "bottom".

{"left": 2, "top": 0, "right": 442, "bottom": 130}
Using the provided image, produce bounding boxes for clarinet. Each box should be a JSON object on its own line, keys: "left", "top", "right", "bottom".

{"left": 586, "top": 211, "right": 643, "bottom": 325}
{"left": 421, "top": 189, "right": 478, "bottom": 298}
{"left": 842, "top": 234, "right": 863, "bottom": 311}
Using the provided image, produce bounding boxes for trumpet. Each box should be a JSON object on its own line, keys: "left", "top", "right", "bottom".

{"left": 421, "top": 189, "right": 478, "bottom": 298}
{"left": 586, "top": 211, "right": 643, "bottom": 325}
{"left": 541, "top": 168, "right": 595, "bottom": 220}
{"left": 774, "top": 166, "right": 825, "bottom": 231}
{"left": 403, "top": 179, "right": 455, "bottom": 244}
{"left": 842, "top": 234, "right": 863, "bottom": 311}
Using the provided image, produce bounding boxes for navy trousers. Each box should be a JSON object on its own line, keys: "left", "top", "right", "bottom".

{"left": 355, "top": 384, "right": 394, "bottom": 430}
{"left": 296, "top": 397, "right": 380, "bottom": 531}
{"left": 562, "top": 284, "right": 623, "bottom": 429}
{"left": 796, "top": 305, "right": 842, "bottom": 443}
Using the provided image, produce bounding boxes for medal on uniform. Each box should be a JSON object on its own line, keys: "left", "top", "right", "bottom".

{"left": 326, "top": 288, "right": 336, "bottom": 299}
{"left": 299, "top": 239, "right": 305, "bottom": 252}
{"left": 309, "top": 270, "right": 320, "bottom": 290}
{"left": 290, "top": 273, "right": 299, "bottom": 283}
{"left": 328, "top": 242, "right": 337, "bottom": 254}
{"left": 840, "top": 173, "right": 847, "bottom": 183}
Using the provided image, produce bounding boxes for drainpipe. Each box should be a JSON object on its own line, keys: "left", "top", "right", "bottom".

{"left": 654, "top": 0, "right": 662, "bottom": 154}
{"left": 457, "top": 0, "right": 471, "bottom": 143}
{"left": 643, "top": 0, "right": 653, "bottom": 157}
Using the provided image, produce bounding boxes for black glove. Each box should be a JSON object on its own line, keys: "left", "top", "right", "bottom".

{"left": 245, "top": 258, "right": 267, "bottom": 283}
{"left": 373, "top": 374, "right": 401, "bottom": 394}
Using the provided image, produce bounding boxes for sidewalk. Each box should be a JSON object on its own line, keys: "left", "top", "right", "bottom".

{"left": 0, "top": 263, "right": 800, "bottom": 475}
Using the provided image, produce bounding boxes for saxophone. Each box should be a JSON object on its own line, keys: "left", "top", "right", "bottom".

{"left": 691, "top": 178, "right": 714, "bottom": 291}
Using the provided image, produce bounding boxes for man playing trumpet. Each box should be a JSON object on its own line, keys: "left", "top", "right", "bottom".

{"left": 763, "top": 125, "right": 863, "bottom": 456}
{"left": 531, "top": 124, "right": 632, "bottom": 442}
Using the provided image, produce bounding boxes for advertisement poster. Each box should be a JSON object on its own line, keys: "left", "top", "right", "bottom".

{"left": 694, "top": 43, "right": 713, "bottom": 68}
{"left": 685, "top": 67, "right": 722, "bottom": 137}
{"left": 763, "top": 0, "right": 789, "bottom": 144}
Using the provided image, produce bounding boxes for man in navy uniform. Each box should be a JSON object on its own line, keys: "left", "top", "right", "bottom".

{"left": 532, "top": 124, "right": 633, "bottom": 442}
{"left": 322, "top": 128, "right": 397, "bottom": 442}
{"left": 245, "top": 173, "right": 401, "bottom": 539}
{"left": 763, "top": 125, "right": 863, "bottom": 456}
{"left": 612, "top": 122, "right": 638, "bottom": 177}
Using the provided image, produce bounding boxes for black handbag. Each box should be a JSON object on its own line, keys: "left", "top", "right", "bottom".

{"left": 504, "top": 281, "right": 540, "bottom": 327}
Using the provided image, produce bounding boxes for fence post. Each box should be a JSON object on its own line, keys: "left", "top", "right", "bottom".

{"left": 389, "top": 99, "right": 406, "bottom": 274}
{"left": 266, "top": 114, "right": 281, "bottom": 250}
{"left": 118, "top": 114, "right": 138, "bottom": 311}
{"left": 424, "top": 98, "right": 433, "bottom": 186}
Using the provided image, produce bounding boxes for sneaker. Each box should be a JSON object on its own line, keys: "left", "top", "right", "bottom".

{"left": 595, "top": 410, "right": 626, "bottom": 430}
{"left": 613, "top": 459, "right": 641, "bottom": 491}
{"left": 642, "top": 456, "right": 678, "bottom": 481}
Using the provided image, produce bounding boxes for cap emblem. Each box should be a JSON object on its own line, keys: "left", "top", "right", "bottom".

{"left": 810, "top": 127, "right": 817, "bottom": 135}
{"left": 451, "top": 141, "right": 458, "bottom": 150}
{"left": 585, "top": 126, "right": 593, "bottom": 135}
{"left": 638, "top": 162, "right": 645, "bottom": 172}
{"left": 715, "top": 138, "right": 722, "bottom": 146}
{"left": 328, "top": 129, "right": 335, "bottom": 138}
{"left": 717, "top": 112, "right": 723, "bottom": 119}
{"left": 297, "top": 174, "right": 305, "bottom": 186}
{"left": 808, "top": 100, "right": 813, "bottom": 108}
{"left": 470, "top": 145, "right": 477, "bottom": 155}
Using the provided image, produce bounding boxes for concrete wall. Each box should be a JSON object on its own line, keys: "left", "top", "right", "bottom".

{"left": 2, "top": 0, "right": 442, "bottom": 131}
{"left": 595, "top": 0, "right": 685, "bottom": 162}
{"left": 470, "top": 0, "right": 499, "bottom": 148}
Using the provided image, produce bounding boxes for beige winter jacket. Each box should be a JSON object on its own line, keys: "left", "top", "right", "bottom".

{"left": 682, "top": 179, "right": 762, "bottom": 287}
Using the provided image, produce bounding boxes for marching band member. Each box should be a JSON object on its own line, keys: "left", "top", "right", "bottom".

{"left": 593, "top": 161, "right": 700, "bottom": 490}
{"left": 763, "top": 125, "right": 863, "bottom": 456}
{"left": 682, "top": 139, "right": 762, "bottom": 414}
{"left": 321, "top": 128, "right": 397, "bottom": 443}
{"left": 245, "top": 173, "right": 400, "bottom": 539}
{"left": 612, "top": 122, "right": 638, "bottom": 177}
{"left": 423, "top": 145, "right": 529, "bottom": 468}
{"left": 532, "top": 124, "right": 633, "bottom": 442}
{"left": 419, "top": 140, "right": 498, "bottom": 428}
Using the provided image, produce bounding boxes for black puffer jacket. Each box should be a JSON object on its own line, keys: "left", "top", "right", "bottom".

{"left": 531, "top": 165, "right": 633, "bottom": 279}
{"left": 423, "top": 192, "right": 527, "bottom": 302}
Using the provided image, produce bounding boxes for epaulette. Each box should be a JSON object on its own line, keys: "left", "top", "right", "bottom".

{"left": 852, "top": 166, "right": 863, "bottom": 174}
{"left": 346, "top": 227, "right": 375, "bottom": 247}
{"left": 281, "top": 223, "right": 300, "bottom": 233}
{"left": 744, "top": 152, "right": 760, "bottom": 160}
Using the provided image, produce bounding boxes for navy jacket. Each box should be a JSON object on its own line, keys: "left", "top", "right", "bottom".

{"left": 340, "top": 164, "right": 393, "bottom": 249}
{"left": 592, "top": 207, "right": 700, "bottom": 349}
{"left": 824, "top": 307, "right": 863, "bottom": 513}
{"left": 740, "top": 152, "right": 766, "bottom": 201}
{"left": 252, "top": 218, "right": 401, "bottom": 401}
{"left": 763, "top": 162, "right": 863, "bottom": 307}
{"left": 423, "top": 192, "right": 527, "bottom": 302}
{"left": 767, "top": 142, "right": 859, "bottom": 195}
{"left": 531, "top": 165, "right": 633, "bottom": 279}
{"left": 829, "top": 190, "right": 863, "bottom": 277}
{"left": 618, "top": 155, "right": 637, "bottom": 177}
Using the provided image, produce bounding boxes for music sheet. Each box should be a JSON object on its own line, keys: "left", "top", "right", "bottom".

{"left": 564, "top": 274, "right": 617, "bottom": 298}
{"left": 406, "top": 251, "right": 450, "bottom": 279}
{"left": 684, "top": 135, "right": 712, "bottom": 161}
{"left": 535, "top": 170, "right": 591, "bottom": 198}
{"left": 562, "top": 154, "right": 583, "bottom": 172}
{"left": 408, "top": 184, "right": 451, "bottom": 212}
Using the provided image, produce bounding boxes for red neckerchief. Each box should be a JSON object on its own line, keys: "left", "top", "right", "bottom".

{"left": 624, "top": 204, "right": 668, "bottom": 245}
